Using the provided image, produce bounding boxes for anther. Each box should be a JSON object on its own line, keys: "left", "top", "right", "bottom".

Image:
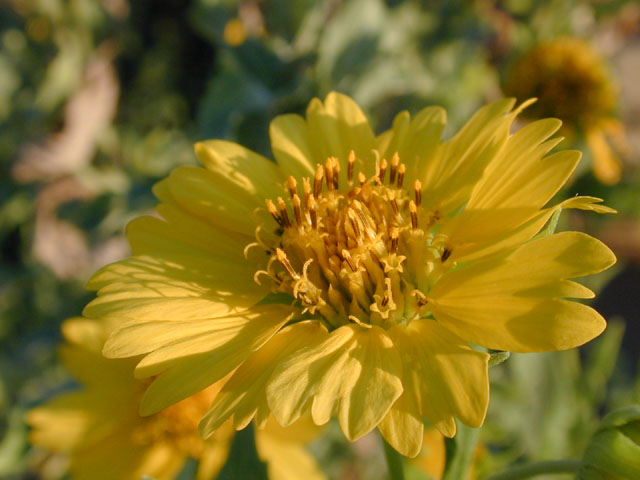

{"left": 277, "top": 197, "right": 291, "bottom": 228}
{"left": 397, "top": 164, "right": 406, "bottom": 189}
{"left": 266, "top": 199, "right": 282, "bottom": 226}
{"left": 381, "top": 293, "right": 389, "bottom": 307}
{"left": 287, "top": 176, "right": 297, "bottom": 199}
{"left": 409, "top": 200, "right": 418, "bottom": 229}
{"left": 358, "top": 171, "right": 366, "bottom": 187}
{"left": 414, "top": 179, "right": 422, "bottom": 207}
{"left": 314, "top": 165, "right": 324, "bottom": 197}
{"left": 306, "top": 194, "right": 317, "bottom": 229}
{"left": 292, "top": 194, "right": 303, "bottom": 229}
{"left": 347, "top": 150, "right": 356, "bottom": 184}
{"left": 441, "top": 247, "right": 451, "bottom": 262}
{"left": 379, "top": 158, "right": 388, "bottom": 184}
{"left": 275, "top": 248, "right": 299, "bottom": 279}
{"left": 333, "top": 157, "right": 340, "bottom": 190}
{"left": 389, "top": 153, "right": 399, "bottom": 184}
{"left": 302, "top": 177, "right": 312, "bottom": 204}
{"left": 341, "top": 249, "right": 357, "bottom": 272}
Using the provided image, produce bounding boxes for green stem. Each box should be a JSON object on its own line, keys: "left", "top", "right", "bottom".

{"left": 485, "top": 459, "right": 583, "bottom": 480}
{"left": 381, "top": 436, "right": 405, "bottom": 480}
{"left": 443, "top": 423, "right": 481, "bottom": 480}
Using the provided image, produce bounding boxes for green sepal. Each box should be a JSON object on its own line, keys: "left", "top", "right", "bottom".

{"left": 488, "top": 351, "right": 510, "bottom": 367}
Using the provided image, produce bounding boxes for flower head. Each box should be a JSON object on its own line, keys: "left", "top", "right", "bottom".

{"left": 504, "top": 37, "right": 627, "bottom": 184}
{"left": 92, "top": 92, "right": 615, "bottom": 457}
{"left": 28, "top": 318, "right": 324, "bottom": 480}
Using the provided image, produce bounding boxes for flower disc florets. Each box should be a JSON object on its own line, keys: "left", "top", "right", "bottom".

{"left": 258, "top": 152, "right": 444, "bottom": 331}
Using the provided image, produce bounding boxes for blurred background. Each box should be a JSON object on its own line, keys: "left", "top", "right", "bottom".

{"left": 1, "top": 0, "right": 639, "bottom": 478}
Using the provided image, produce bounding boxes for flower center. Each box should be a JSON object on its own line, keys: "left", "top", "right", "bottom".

{"left": 133, "top": 385, "right": 225, "bottom": 455}
{"left": 254, "top": 151, "right": 452, "bottom": 330}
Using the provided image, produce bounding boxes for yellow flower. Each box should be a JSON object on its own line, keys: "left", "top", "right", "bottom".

{"left": 27, "top": 317, "right": 325, "bottom": 480}
{"left": 503, "top": 37, "right": 628, "bottom": 184}
{"left": 90, "top": 92, "right": 615, "bottom": 457}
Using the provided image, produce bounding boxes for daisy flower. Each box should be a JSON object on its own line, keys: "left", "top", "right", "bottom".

{"left": 89, "top": 92, "right": 615, "bottom": 457}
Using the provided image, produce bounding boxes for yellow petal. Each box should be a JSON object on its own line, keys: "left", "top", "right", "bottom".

{"left": 445, "top": 196, "right": 615, "bottom": 264}
{"left": 586, "top": 127, "right": 622, "bottom": 185}
{"left": 84, "top": 254, "right": 265, "bottom": 322}
{"left": 468, "top": 118, "right": 570, "bottom": 209}
{"left": 306, "top": 92, "right": 377, "bottom": 178}
{"left": 270, "top": 113, "right": 317, "bottom": 179}
{"left": 389, "top": 321, "right": 489, "bottom": 436}
{"left": 27, "top": 392, "right": 97, "bottom": 451}
{"left": 165, "top": 166, "right": 270, "bottom": 237}
{"left": 199, "top": 321, "right": 328, "bottom": 437}
{"left": 194, "top": 140, "right": 285, "bottom": 200}
{"left": 127, "top": 204, "right": 252, "bottom": 260}
{"left": 256, "top": 427, "right": 327, "bottom": 480}
{"left": 377, "top": 390, "right": 425, "bottom": 457}
{"left": 418, "top": 98, "right": 524, "bottom": 215}
{"left": 430, "top": 232, "right": 616, "bottom": 352}
{"left": 133, "top": 305, "right": 292, "bottom": 415}
{"left": 377, "top": 106, "right": 447, "bottom": 184}
{"left": 266, "top": 324, "right": 403, "bottom": 441}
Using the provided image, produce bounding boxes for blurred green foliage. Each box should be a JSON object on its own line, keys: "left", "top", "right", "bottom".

{"left": 1, "top": 0, "right": 639, "bottom": 478}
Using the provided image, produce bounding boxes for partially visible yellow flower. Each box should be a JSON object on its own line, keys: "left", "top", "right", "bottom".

{"left": 504, "top": 37, "right": 629, "bottom": 184}
{"left": 90, "top": 92, "right": 615, "bottom": 458}
{"left": 27, "top": 317, "right": 325, "bottom": 480}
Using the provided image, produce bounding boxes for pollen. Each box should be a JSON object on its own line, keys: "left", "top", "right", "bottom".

{"left": 254, "top": 151, "right": 448, "bottom": 329}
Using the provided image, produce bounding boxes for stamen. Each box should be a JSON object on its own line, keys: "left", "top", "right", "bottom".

{"left": 325, "top": 157, "right": 336, "bottom": 191}
{"left": 314, "top": 164, "right": 324, "bottom": 197}
{"left": 347, "top": 150, "right": 356, "bottom": 184}
{"left": 397, "top": 163, "right": 406, "bottom": 189}
{"left": 332, "top": 157, "right": 340, "bottom": 190}
{"left": 441, "top": 247, "right": 451, "bottom": 262}
{"left": 276, "top": 248, "right": 299, "bottom": 279}
{"left": 287, "top": 176, "right": 297, "bottom": 199}
{"left": 412, "top": 289, "right": 428, "bottom": 306}
{"left": 292, "top": 194, "right": 303, "bottom": 229}
{"left": 379, "top": 158, "right": 388, "bottom": 184}
{"left": 414, "top": 179, "right": 422, "bottom": 207}
{"left": 302, "top": 177, "right": 312, "bottom": 205}
{"left": 389, "top": 153, "right": 399, "bottom": 184}
{"left": 266, "top": 199, "right": 282, "bottom": 226}
{"left": 387, "top": 190, "right": 400, "bottom": 217}
{"left": 306, "top": 194, "right": 317, "bottom": 229}
{"left": 341, "top": 249, "right": 357, "bottom": 272}
{"left": 390, "top": 227, "right": 399, "bottom": 254}
{"left": 409, "top": 200, "right": 418, "bottom": 229}
{"left": 277, "top": 197, "right": 291, "bottom": 228}
{"left": 358, "top": 171, "right": 366, "bottom": 187}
